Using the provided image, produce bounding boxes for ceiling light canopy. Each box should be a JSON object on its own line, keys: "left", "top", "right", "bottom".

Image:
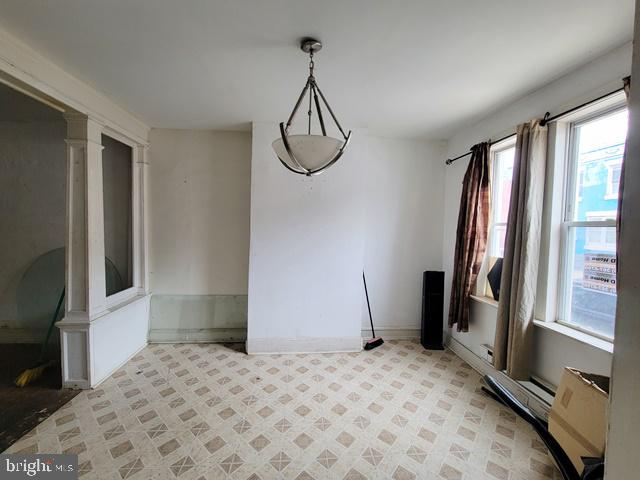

{"left": 272, "top": 38, "right": 351, "bottom": 176}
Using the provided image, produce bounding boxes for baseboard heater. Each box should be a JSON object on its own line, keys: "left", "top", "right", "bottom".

{"left": 447, "top": 336, "right": 554, "bottom": 419}
{"left": 479, "top": 342, "right": 556, "bottom": 398}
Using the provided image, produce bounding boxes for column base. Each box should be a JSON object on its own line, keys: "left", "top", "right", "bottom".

{"left": 58, "top": 322, "right": 91, "bottom": 389}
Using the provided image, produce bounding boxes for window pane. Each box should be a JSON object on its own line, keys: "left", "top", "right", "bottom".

{"left": 564, "top": 226, "right": 616, "bottom": 338}
{"left": 102, "top": 134, "right": 133, "bottom": 296}
{"left": 488, "top": 145, "right": 514, "bottom": 258}
{"left": 572, "top": 109, "right": 627, "bottom": 221}
{"left": 494, "top": 147, "right": 514, "bottom": 224}
{"left": 489, "top": 225, "right": 507, "bottom": 258}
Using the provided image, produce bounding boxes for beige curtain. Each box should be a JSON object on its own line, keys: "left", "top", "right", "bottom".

{"left": 617, "top": 76, "right": 631, "bottom": 275}
{"left": 493, "top": 120, "right": 547, "bottom": 380}
{"left": 448, "top": 142, "right": 490, "bottom": 332}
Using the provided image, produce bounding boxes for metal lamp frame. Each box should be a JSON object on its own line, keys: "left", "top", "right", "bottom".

{"left": 275, "top": 38, "right": 352, "bottom": 176}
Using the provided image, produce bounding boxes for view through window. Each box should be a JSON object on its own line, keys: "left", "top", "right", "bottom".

{"left": 482, "top": 141, "right": 515, "bottom": 299}
{"left": 488, "top": 143, "right": 515, "bottom": 258}
{"left": 560, "top": 108, "right": 627, "bottom": 339}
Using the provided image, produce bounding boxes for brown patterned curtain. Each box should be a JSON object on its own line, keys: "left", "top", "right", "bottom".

{"left": 617, "top": 76, "right": 631, "bottom": 278}
{"left": 493, "top": 120, "right": 547, "bottom": 380}
{"left": 448, "top": 142, "right": 490, "bottom": 332}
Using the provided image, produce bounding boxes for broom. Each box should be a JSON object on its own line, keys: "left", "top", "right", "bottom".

{"left": 362, "top": 272, "right": 384, "bottom": 350}
{"left": 15, "top": 288, "right": 65, "bottom": 387}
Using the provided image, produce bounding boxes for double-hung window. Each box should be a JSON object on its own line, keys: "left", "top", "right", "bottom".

{"left": 477, "top": 137, "right": 516, "bottom": 298}
{"left": 479, "top": 91, "right": 628, "bottom": 344}
{"left": 557, "top": 106, "right": 627, "bottom": 340}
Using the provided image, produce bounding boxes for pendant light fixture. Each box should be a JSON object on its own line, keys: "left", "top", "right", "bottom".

{"left": 272, "top": 38, "right": 352, "bottom": 176}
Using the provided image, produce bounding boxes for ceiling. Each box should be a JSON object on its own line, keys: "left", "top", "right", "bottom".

{"left": 0, "top": 0, "right": 633, "bottom": 139}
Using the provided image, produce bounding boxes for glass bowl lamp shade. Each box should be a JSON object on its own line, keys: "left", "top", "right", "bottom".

{"left": 272, "top": 38, "right": 352, "bottom": 176}
{"left": 272, "top": 133, "right": 350, "bottom": 174}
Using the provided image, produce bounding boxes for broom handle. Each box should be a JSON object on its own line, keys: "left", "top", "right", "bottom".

{"left": 39, "top": 287, "right": 65, "bottom": 362}
{"left": 362, "top": 272, "right": 375, "bottom": 338}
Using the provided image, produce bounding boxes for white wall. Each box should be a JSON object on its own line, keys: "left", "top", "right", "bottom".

{"left": 147, "top": 129, "right": 251, "bottom": 341}
{"left": 0, "top": 86, "right": 66, "bottom": 341}
{"left": 149, "top": 128, "right": 446, "bottom": 346}
{"left": 361, "top": 137, "right": 446, "bottom": 336}
{"left": 149, "top": 129, "right": 251, "bottom": 295}
{"left": 442, "top": 42, "right": 632, "bottom": 387}
{"left": 606, "top": 2, "right": 640, "bottom": 476}
{"left": 247, "top": 123, "right": 366, "bottom": 353}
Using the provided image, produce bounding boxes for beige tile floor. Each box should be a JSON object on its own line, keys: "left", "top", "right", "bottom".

{"left": 4, "top": 340, "right": 561, "bottom": 479}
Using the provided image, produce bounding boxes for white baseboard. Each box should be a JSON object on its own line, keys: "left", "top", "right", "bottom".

{"left": 361, "top": 327, "right": 420, "bottom": 340}
{"left": 446, "top": 336, "right": 552, "bottom": 419}
{"left": 247, "top": 336, "right": 363, "bottom": 355}
{"left": 148, "top": 327, "right": 247, "bottom": 343}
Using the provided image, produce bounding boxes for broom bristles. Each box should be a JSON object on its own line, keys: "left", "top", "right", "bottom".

{"left": 364, "top": 337, "right": 384, "bottom": 351}
{"left": 14, "top": 362, "right": 51, "bottom": 387}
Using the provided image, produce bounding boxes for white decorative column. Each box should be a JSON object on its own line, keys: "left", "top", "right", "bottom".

{"left": 133, "top": 144, "right": 150, "bottom": 296}
{"left": 58, "top": 113, "right": 107, "bottom": 388}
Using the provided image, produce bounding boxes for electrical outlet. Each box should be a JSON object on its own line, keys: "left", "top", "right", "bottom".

{"left": 481, "top": 343, "right": 494, "bottom": 364}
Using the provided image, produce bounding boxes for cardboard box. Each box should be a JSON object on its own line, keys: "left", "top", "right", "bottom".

{"left": 549, "top": 367, "right": 610, "bottom": 473}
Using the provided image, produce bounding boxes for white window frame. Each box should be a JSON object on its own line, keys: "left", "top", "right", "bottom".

{"left": 476, "top": 135, "right": 516, "bottom": 298}
{"left": 537, "top": 92, "right": 627, "bottom": 343}
{"left": 583, "top": 211, "right": 617, "bottom": 252}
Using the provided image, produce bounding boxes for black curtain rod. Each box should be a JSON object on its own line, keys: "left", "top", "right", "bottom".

{"left": 539, "top": 86, "right": 624, "bottom": 127}
{"left": 445, "top": 85, "right": 625, "bottom": 166}
{"left": 445, "top": 133, "right": 514, "bottom": 165}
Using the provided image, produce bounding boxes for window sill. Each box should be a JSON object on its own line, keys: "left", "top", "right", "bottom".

{"left": 470, "top": 296, "right": 613, "bottom": 354}
{"left": 532, "top": 319, "right": 613, "bottom": 354}
{"left": 470, "top": 295, "right": 499, "bottom": 308}
{"left": 106, "top": 286, "right": 138, "bottom": 309}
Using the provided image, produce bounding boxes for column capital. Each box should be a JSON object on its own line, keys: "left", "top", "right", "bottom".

{"left": 64, "top": 113, "right": 104, "bottom": 144}
{"left": 135, "top": 143, "right": 150, "bottom": 166}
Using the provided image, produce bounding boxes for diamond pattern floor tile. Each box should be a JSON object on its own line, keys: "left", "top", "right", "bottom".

{"left": 3, "top": 340, "right": 561, "bottom": 479}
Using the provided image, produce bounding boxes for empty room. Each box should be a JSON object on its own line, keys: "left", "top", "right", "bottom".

{"left": 0, "top": 1, "right": 638, "bottom": 479}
